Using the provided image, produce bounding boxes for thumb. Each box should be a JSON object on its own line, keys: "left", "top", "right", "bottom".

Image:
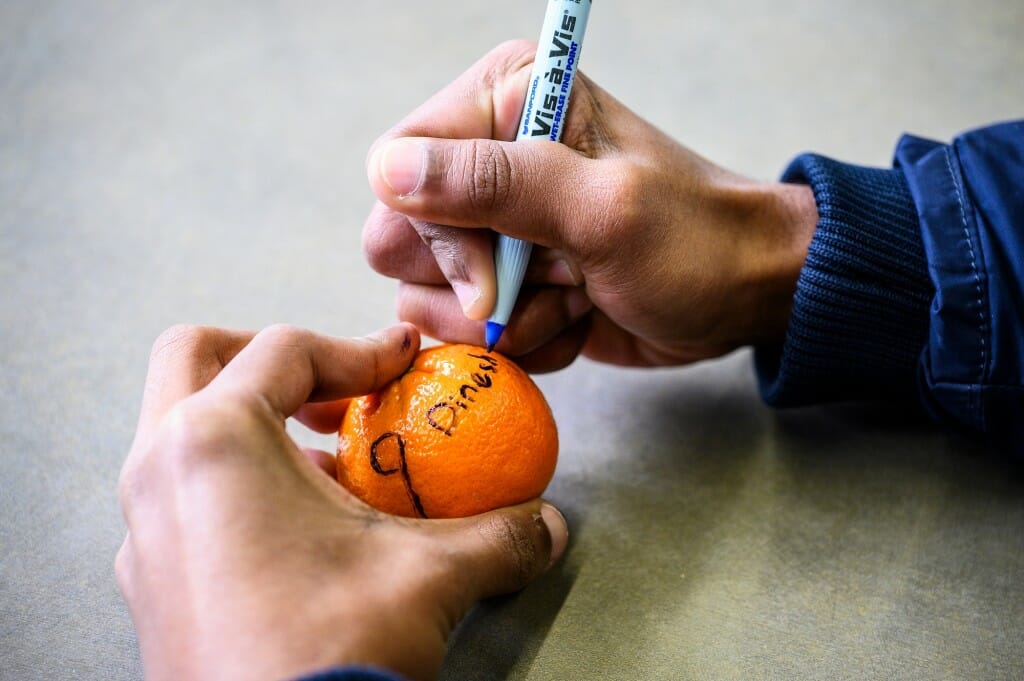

{"left": 367, "top": 136, "right": 591, "bottom": 250}
{"left": 445, "top": 499, "right": 569, "bottom": 601}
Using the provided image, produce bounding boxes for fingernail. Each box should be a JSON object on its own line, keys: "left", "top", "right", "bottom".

{"left": 452, "top": 281, "right": 484, "bottom": 320}
{"left": 364, "top": 326, "right": 392, "bottom": 344}
{"left": 565, "top": 286, "right": 593, "bottom": 320}
{"left": 379, "top": 138, "right": 427, "bottom": 197}
{"left": 366, "top": 323, "right": 413, "bottom": 346}
{"left": 539, "top": 502, "right": 568, "bottom": 568}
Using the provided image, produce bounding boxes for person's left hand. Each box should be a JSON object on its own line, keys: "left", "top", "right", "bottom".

{"left": 116, "top": 322, "right": 568, "bottom": 681}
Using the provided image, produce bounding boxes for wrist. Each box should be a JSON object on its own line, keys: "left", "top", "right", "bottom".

{"left": 723, "top": 180, "right": 817, "bottom": 346}
{"left": 755, "top": 153, "right": 931, "bottom": 406}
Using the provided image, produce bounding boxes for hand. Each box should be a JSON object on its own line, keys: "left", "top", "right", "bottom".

{"left": 362, "top": 41, "right": 818, "bottom": 372}
{"left": 116, "top": 323, "right": 568, "bottom": 681}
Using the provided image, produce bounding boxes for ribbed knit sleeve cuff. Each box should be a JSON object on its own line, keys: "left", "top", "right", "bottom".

{"left": 754, "top": 153, "right": 933, "bottom": 407}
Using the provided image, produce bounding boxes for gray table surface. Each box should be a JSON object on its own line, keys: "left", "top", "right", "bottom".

{"left": 3, "top": 2, "right": 1023, "bottom": 679}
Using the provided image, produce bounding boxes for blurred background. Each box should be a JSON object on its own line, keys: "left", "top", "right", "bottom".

{"left": 2, "top": 1, "right": 1023, "bottom": 679}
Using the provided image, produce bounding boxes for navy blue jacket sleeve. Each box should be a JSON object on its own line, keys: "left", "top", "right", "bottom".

{"left": 294, "top": 666, "right": 406, "bottom": 681}
{"left": 755, "top": 120, "right": 1024, "bottom": 453}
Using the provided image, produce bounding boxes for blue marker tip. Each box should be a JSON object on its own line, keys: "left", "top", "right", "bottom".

{"left": 485, "top": 321, "right": 504, "bottom": 353}
{"left": 487, "top": 0, "right": 590, "bottom": 350}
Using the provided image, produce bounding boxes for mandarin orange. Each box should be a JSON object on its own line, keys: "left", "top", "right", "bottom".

{"left": 336, "top": 344, "right": 558, "bottom": 518}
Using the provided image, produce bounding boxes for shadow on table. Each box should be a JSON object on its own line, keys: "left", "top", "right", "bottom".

{"left": 439, "top": 550, "right": 577, "bottom": 681}
{"left": 441, "top": 377, "right": 1024, "bottom": 680}
{"left": 770, "top": 399, "right": 1024, "bottom": 488}
{"left": 440, "top": 379, "right": 768, "bottom": 680}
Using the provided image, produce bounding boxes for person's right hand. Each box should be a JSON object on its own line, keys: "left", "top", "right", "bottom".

{"left": 362, "top": 41, "right": 818, "bottom": 373}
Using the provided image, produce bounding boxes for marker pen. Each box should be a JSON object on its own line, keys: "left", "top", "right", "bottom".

{"left": 486, "top": 0, "right": 592, "bottom": 352}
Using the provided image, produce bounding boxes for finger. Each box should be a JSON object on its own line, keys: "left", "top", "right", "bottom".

{"left": 364, "top": 202, "right": 583, "bottom": 288}
{"left": 299, "top": 447, "right": 337, "bottom": 478}
{"left": 134, "top": 325, "right": 255, "bottom": 448}
{"left": 396, "top": 282, "right": 593, "bottom": 357}
{"left": 367, "top": 42, "right": 608, "bottom": 167}
{"left": 367, "top": 40, "right": 538, "bottom": 161}
{"left": 363, "top": 202, "right": 446, "bottom": 286}
{"left": 209, "top": 323, "right": 420, "bottom": 420}
{"left": 512, "top": 314, "right": 591, "bottom": 374}
{"left": 367, "top": 135, "right": 598, "bottom": 251}
{"left": 443, "top": 499, "right": 568, "bottom": 603}
{"left": 293, "top": 399, "right": 351, "bottom": 434}
{"left": 410, "top": 219, "right": 496, "bottom": 320}
{"left": 580, "top": 310, "right": 727, "bottom": 367}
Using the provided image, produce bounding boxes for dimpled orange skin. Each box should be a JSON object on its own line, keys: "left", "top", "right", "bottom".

{"left": 336, "top": 344, "right": 558, "bottom": 519}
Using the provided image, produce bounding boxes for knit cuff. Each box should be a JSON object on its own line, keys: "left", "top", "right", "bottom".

{"left": 754, "top": 153, "right": 933, "bottom": 406}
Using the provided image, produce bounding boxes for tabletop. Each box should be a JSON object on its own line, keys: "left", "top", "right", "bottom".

{"left": 3, "top": 1, "right": 1024, "bottom": 679}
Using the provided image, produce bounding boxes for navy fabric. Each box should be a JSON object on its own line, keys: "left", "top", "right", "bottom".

{"left": 754, "top": 155, "right": 933, "bottom": 405}
{"left": 896, "top": 121, "right": 1024, "bottom": 451}
{"left": 295, "top": 665, "right": 405, "bottom": 681}
{"left": 757, "top": 120, "right": 1024, "bottom": 453}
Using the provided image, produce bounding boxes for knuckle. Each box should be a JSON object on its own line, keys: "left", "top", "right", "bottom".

{"left": 159, "top": 401, "right": 214, "bottom": 468}
{"left": 465, "top": 139, "right": 515, "bottom": 214}
{"left": 414, "top": 220, "right": 449, "bottom": 251}
{"left": 149, "top": 324, "right": 213, "bottom": 365}
{"left": 257, "top": 323, "right": 309, "bottom": 350}
{"left": 117, "top": 457, "right": 146, "bottom": 518}
{"left": 156, "top": 398, "right": 251, "bottom": 476}
{"left": 259, "top": 322, "right": 305, "bottom": 340}
{"left": 478, "top": 513, "right": 542, "bottom": 589}
{"left": 607, "top": 163, "right": 647, "bottom": 231}
{"left": 120, "top": 397, "right": 263, "bottom": 518}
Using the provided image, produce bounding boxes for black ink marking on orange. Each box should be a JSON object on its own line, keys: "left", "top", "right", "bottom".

{"left": 467, "top": 353, "right": 499, "bottom": 373}
{"left": 369, "top": 431, "right": 426, "bottom": 518}
{"left": 426, "top": 403, "right": 457, "bottom": 436}
{"left": 370, "top": 432, "right": 401, "bottom": 475}
{"left": 419, "top": 351, "right": 502, "bottom": 444}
